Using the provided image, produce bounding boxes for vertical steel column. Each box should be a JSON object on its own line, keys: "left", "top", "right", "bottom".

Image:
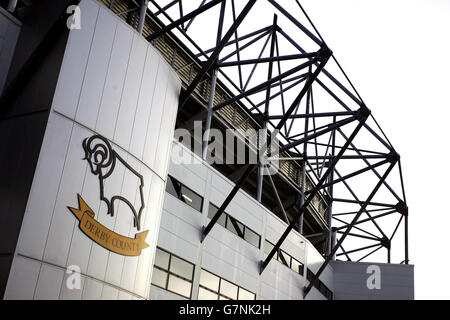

{"left": 331, "top": 229, "right": 337, "bottom": 260}
{"left": 138, "top": 0, "right": 149, "bottom": 35}
{"left": 398, "top": 160, "right": 409, "bottom": 265}
{"left": 298, "top": 81, "right": 311, "bottom": 234}
{"left": 327, "top": 116, "right": 336, "bottom": 256}
{"left": 257, "top": 15, "right": 277, "bottom": 202}
{"left": 202, "top": 0, "right": 225, "bottom": 160}
{"left": 7, "top": 0, "right": 18, "bottom": 13}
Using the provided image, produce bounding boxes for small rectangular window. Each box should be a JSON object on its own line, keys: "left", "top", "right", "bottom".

{"left": 167, "top": 275, "right": 192, "bottom": 299}
{"left": 299, "top": 264, "right": 304, "bottom": 276}
{"left": 166, "top": 176, "right": 203, "bottom": 213}
{"left": 226, "top": 216, "right": 244, "bottom": 238}
{"left": 278, "top": 250, "right": 291, "bottom": 267}
{"left": 166, "top": 176, "right": 181, "bottom": 198}
{"left": 264, "top": 240, "right": 276, "bottom": 259}
{"left": 151, "top": 247, "right": 195, "bottom": 299}
{"left": 208, "top": 203, "right": 226, "bottom": 227}
{"left": 307, "top": 269, "right": 314, "bottom": 282}
{"left": 244, "top": 228, "right": 260, "bottom": 248}
{"left": 208, "top": 204, "right": 260, "bottom": 249}
{"left": 170, "top": 255, "right": 194, "bottom": 280}
{"left": 238, "top": 288, "right": 256, "bottom": 300}
{"left": 220, "top": 279, "right": 238, "bottom": 300}
{"left": 154, "top": 248, "right": 170, "bottom": 270}
{"left": 151, "top": 268, "right": 167, "bottom": 288}
{"left": 199, "top": 269, "right": 220, "bottom": 292}
{"left": 198, "top": 287, "right": 218, "bottom": 300}
{"left": 180, "top": 185, "right": 203, "bottom": 212}
{"left": 198, "top": 269, "right": 255, "bottom": 300}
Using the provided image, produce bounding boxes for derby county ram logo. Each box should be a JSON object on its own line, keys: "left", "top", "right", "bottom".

{"left": 67, "top": 134, "right": 149, "bottom": 256}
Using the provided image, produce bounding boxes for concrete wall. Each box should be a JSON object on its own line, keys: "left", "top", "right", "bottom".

{"left": 5, "top": 0, "right": 180, "bottom": 300}
{"left": 331, "top": 261, "right": 414, "bottom": 300}
{"left": 150, "top": 142, "right": 334, "bottom": 300}
{"left": 0, "top": 7, "right": 21, "bottom": 94}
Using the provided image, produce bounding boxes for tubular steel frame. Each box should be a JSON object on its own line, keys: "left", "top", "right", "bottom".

{"left": 127, "top": 0, "right": 409, "bottom": 298}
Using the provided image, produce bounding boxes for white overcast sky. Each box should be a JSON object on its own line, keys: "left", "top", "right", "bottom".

{"left": 298, "top": 0, "right": 450, "bottom": 299}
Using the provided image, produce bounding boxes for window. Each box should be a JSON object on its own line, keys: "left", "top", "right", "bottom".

{"left": 198, "top": 269, "right": 256, "bottom": 300}
{"left": 151, "top": 247, "right": 195, "bottom": 299}
{"left": 291, "top": 258, "right": 304, "bottom": 275}
{"left": 208, "top": 203, "right": 261, "bottom": 249}
{"left": 263, "top": 240, "right": 305, "bottom": 277}
{"left": 166, "top": 176, "right": 203, "bottom": 212}
{"left": 305, "top": 268, "right": 333, "bottom": 300}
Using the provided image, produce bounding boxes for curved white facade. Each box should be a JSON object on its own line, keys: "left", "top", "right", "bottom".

{"left": 5, "top": 0, "right": 180, "bottom": 300}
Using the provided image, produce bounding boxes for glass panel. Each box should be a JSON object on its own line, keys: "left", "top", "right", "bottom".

{"left": 226, "top": 216, "right": 244, "bottom": 237}
{"left": 244, "top": 228, "right": 260, "bottom": 248}
{"left": 307, "top": 269, "right": 314, "bottom": 282}
{"left": 199, "top": 270, "right": 220, "bottom": 292}
{"left": 167, "top": 275, "right": 192, "bottom": 298}
{"left": 208, "top": 204, "right": 218, "bottom": 219}
{"left": 166, "top": 176, "right": 180, "bottom": 198}
{"left": 291, "top": 258, "right": 301, "bottom": 274}
{"left": 264, "top": 240, "right": 276, "bottom": 259}
{"left": 198, "top": 287, "right": 218, "bottom": 300}
{"left": 208, "top": 204, "right": 226, "bottom": 227}
{"left": 299, "top": 264, "right": 304, "bottom": 276}
{"left": 180, "top": 185, "right": 203, "bottom": 212}
{"left": 217, "top": 212, "right": 227, "bottom": 227}
{"left": 238, "top": 288, "right": 255, "bottom": 300}
{"left": 151, "top": 268, "right": 167, "bottom": 288}
{"left": 170, "top": 256, "right": 194, "bottom": 280}
{"left": 154, "top": 248, "right": 170, "bottom": 270}
{"left": 219, "top": 279, "right": 238, "bottom": 300}
{"left": 279, "top": 250, "right": 291, "bottom": 267}
{"left": 219, "top": 296, "right": 230, "bottom": 300}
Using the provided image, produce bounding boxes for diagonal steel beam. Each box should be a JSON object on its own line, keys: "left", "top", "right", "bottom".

{"left": 217, "top": 53, "right": 317, "bottom": 67}
{"left": 303, "top": 156, "right": 398, "bottom": 298}
{"left": 265, "top": 166, "right": 289, "bottom": 224}
{"left": 147, "top": 0, "right": 223, "bottom": 41}
{"left": 305, "top": 158, "right": 392, "bottom": 195}
{"left": 201, "top": 164, "right": 257, "bottom": 242}
{"left": 259, "top": 107, "right": 370, "bottom": 274}
{"left": 268, "top": 0, "right": 322, "bottom": 46}
{"left": 213, "top": 58, "right": 318, "bottom": 112}
{"left": 180, "top": 0, "right": 257, "bottom": 109}
{"left": 275, "top": 48, "right": 332, "bottom": 131}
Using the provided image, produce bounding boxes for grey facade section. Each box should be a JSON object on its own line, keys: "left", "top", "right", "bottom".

{"left": 331, "top": 261, "right": 414, "bottom": 300}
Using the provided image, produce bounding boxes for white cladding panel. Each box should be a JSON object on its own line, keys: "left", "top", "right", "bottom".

{"left": 5, "top": 0, "right": 180, "bottom": 300}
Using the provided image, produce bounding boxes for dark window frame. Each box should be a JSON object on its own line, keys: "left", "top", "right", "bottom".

{"left": 166, "top": 176, "right": 204, "bottom": 212}
{"left": 151, "top": 247, "right": 195, "bottom": 299}
{"left": 264, "top": 240, "right": 305, "bottom": 277}
{"left": 198, "top": 268, "right": 256, "bottom": 301}
{"left": 208, "top": 203, "right": 261, "bottom": 249}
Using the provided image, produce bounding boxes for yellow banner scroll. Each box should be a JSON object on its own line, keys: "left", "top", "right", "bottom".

{"left": 68, "top": 194, "right": 149, "bottom": 256}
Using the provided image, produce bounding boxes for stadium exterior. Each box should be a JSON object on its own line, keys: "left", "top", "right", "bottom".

{"left": 0, "top": 0, "right": 414, "bottom": 300}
